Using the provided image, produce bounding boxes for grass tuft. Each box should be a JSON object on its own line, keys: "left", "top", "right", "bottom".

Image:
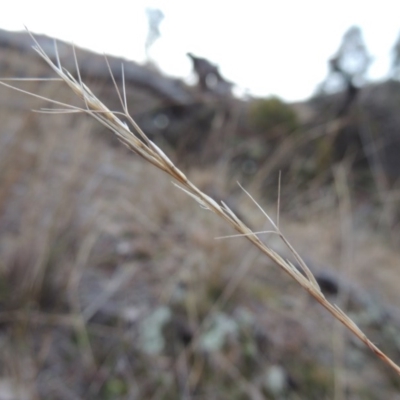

{"left": 1, "top": 30, "right": 400, "bottom": 390}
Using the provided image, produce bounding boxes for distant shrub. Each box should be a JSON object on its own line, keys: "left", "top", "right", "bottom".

{"left": 248, "top": 96, "right": 299, "bottom": 136}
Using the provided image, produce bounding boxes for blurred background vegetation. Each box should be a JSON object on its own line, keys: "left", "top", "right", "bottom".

{"left": 1, "top": 20, "right": 400, "bottom": 399}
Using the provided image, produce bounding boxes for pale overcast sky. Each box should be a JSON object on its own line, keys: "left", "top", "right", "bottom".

{"left": 2, "top": 0, "right": 400, "bottom": 101}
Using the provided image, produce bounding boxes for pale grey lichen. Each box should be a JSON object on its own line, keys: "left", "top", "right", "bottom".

{"left": 139, "top": 306, "right": 172, "bottom": 355}
{"left": 200, "top": 312, "right": 238, "bottom": 352}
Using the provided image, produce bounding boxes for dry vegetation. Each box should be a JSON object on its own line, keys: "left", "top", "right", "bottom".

{"left": 0, "top": 32, "right": 400, "bottom": 399}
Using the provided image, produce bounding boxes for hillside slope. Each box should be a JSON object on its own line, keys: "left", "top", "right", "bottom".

{"left": 0, "top": 29, "right": 400, "bottom": 399}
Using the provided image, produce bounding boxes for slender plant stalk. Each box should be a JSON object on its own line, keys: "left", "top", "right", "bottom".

{"left": 1, "top": 31, "right": 400, "bottom": 376}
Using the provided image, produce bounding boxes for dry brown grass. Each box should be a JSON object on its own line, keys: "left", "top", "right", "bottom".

{"left": 4, "top": 32, "right": 398, "bottom": 375}
{"left": 1, "top": 31, "right": 400, "bottom": 398}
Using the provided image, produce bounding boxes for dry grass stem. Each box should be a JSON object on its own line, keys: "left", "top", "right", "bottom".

{"left": 1, "top": 31, "right": 399, "bottom": 377}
